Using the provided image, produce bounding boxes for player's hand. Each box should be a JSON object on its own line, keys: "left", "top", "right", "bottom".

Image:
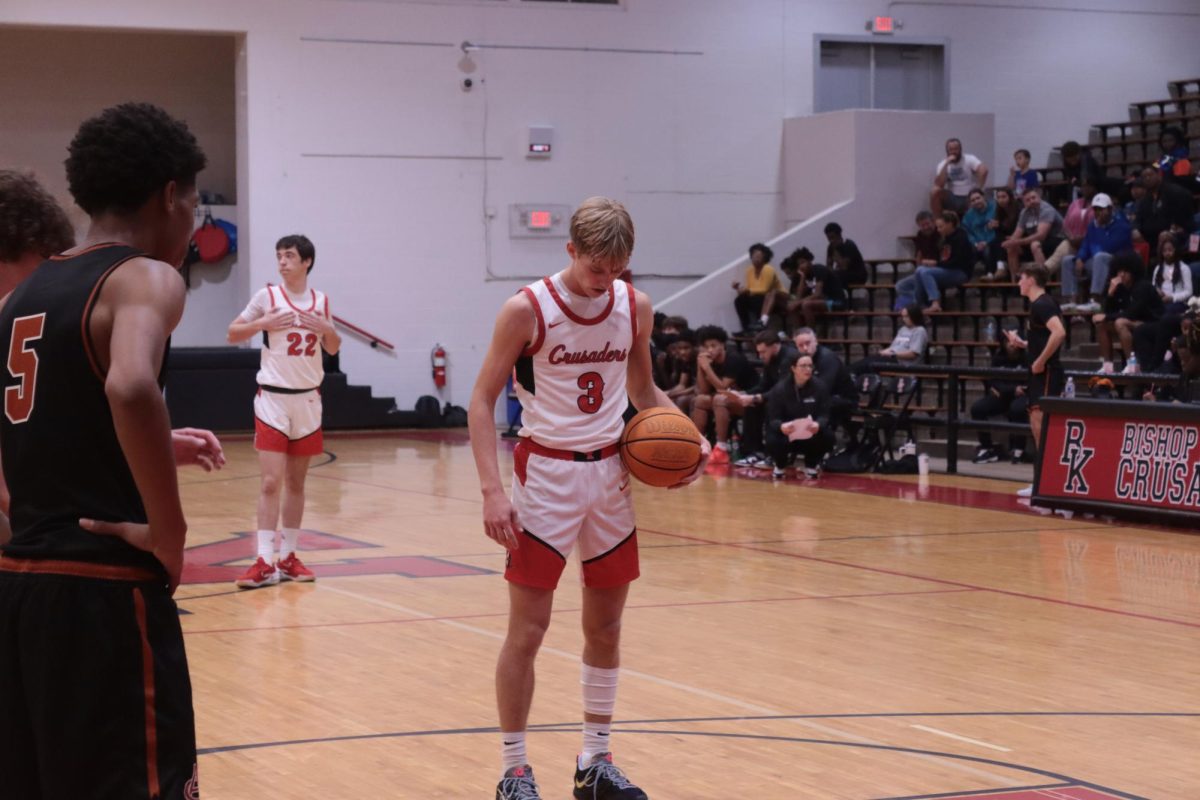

{"left": 78, "top": 518, "right": 184, "bottom": 593}
{"left": 482, "top": 491, "right": 521, "bottom": 550}
{"left": 296, "top": 310, "right": 333, "bottom": 335}
{"left": 261, "top": 306, "right": 296, "bottom": 331}
{"left": 670, "top": 438, "right": 711, "bottom": 489}
{"left": 1030, "top": 360, "right": 1045, "bottom": 375}
{"left": 172, "top": 428, "right": 225, "bottom": 472}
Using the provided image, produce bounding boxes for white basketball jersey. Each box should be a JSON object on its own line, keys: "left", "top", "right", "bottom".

{"left": 514, "top": 274, "right": 637, "bottom": 452}
{"left": 256, "top": 283, "right": 330, "bottom": 390}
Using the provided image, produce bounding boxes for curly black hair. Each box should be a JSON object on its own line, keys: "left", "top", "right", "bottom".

{"left": 695, "top": 324, "right": 728, "bottom": 345}
{"left": 65, "top": 102, "right": 207, "bottom": 215}
{"left": 0, "top": 170, "right": 76, "bottom": 262}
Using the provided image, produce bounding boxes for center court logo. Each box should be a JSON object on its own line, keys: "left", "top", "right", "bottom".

{"left": 1058, "top": 419, "right": 1094, "bottom": 494}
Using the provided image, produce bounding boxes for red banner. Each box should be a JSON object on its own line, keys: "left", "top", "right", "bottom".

{"left": 1038, "top": 401, "right": 1200, "bottom": 519}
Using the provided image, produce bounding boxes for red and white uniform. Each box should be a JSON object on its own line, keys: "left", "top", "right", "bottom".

{"left": 239, "top": 283, "right": 331, "bottom": 456}
{"left": 508, "top": 274, "right": 639, "bottom": 590}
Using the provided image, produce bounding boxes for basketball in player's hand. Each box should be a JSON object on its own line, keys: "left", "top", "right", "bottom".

{"left": 619, "top": 407, "right": 703, "bottom": 487}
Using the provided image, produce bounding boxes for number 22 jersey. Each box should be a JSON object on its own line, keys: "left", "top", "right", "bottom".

{"left": 513, "top": 274, "right": 637, "bottom": 453}
{"left": 241, "top": 283, "right": 331, "bottom": 390}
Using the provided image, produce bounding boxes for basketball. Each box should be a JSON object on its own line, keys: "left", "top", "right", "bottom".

{"left": 619, "top": 407, "right": 704, "bottom": 487}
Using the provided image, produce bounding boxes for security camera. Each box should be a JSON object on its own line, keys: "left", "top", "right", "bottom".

{"left": 462, "top": 78, "right": 474, "bottom": 92}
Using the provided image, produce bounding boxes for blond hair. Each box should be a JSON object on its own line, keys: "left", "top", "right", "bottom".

{"left": 569, "top": 196, "right": 634, "bottom": 262}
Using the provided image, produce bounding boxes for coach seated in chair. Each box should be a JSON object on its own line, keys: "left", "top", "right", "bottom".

{"left": 765, "top": 353, "right": 835, "bottom": 481}
{"left": 792, "top": 327, "right": 857, "bottom": 438}
{"left": 728, "top": 330, "right": 799, "bottom": 468}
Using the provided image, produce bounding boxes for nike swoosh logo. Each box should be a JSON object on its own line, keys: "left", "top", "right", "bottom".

{"left": 548, "top": 320, "right": 567, "bottom": 329}
{"left": 575, "top": 779, "right": 590, "bottom": 789}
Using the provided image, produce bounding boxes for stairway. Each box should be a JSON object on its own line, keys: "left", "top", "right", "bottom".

{"left": 164, "top": 347, "right": 422, "bottom": 431}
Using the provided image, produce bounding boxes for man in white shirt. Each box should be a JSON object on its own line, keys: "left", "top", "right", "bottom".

{"left": 931, "top": 137, "right": 989, "bottom": 216}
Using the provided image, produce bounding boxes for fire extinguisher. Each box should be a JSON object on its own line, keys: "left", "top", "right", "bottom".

{"left": 431, "top": 344, "right": 447, "bottom": 389}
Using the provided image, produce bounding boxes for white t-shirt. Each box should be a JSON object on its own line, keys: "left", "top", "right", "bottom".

{"left": 936, "top": 153, "right": 983, "bottom": 196}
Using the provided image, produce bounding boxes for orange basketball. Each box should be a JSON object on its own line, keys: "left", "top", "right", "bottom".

{"left": 619, "top": 407, "right": 703, "bottom": 487}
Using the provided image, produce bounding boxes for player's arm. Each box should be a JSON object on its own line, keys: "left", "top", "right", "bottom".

{"left": 1032, "top": 314, "right": 1067, "bottom": 373}
{"left": 627, "top": 290, "right": 710, "bottom": 486}
{"left": 79, "top": 259, "right": 188, "bottom": 590}
{"left": 298, "top": 298, "right": 341, "bottom": 355}
{"left": 468, "top": 293, "right": 533, "bottom": 551}
{"left": 626, "top": 290, "right": 676, "bottom": 412}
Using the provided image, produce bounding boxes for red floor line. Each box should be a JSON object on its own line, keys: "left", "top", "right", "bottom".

{"left": 181, "top": 587, "right": 975, "bottom": 635}
{"left": 639, "top": 527, "right": 1200, "bottom": 630}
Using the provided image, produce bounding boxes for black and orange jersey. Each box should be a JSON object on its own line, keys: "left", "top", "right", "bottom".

{"left": 0, "top": 243, "right": 166, "bottom": 578}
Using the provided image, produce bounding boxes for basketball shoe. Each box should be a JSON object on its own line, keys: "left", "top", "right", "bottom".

{"left": 235, "top": 557, "right": 279, "bottom": 589}
{"left": 276, "top": 552, "right": 316, "bottom": 582}
{"left": 573, "top": 752, "right": 647, "bottom": 799}
{"left": 496, "top": 765, "right": 542, "bottom": 799}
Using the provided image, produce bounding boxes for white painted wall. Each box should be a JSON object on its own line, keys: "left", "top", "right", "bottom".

{"left": 2, "top": 0, "right": 1199, "bottom": 416}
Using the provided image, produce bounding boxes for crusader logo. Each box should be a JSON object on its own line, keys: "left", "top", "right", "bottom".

{"left": 1058, "top": 419, "right": 1095, "bottom": 494}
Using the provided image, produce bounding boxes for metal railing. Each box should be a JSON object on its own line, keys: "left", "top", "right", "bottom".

{"left": 872, "top": 363, "right": 1192, "bottom": 473}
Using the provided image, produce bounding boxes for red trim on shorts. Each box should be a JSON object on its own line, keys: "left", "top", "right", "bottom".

{"left": 0, "top": 556, "right": 159, "bottom": 582}
{"left": 627, "top": 284, "right": 638, "bottom": 342}
{"left": 81, "top": 254, "right": 141, "bottom": 381}
{"left": 288, "top": 427, "right": 324, "bottom": 456}
{"left": 254, "top": 416, "right": 290, "bottom": 453}
{"left": 581, "top": 530, "right": 640, "bottom": 588}
{"left": 132, "top": 588, "right": 162, "bottom": 799}
{"left": 542, "top": 277, "right": 615, "bottom": 326}
{"left": 504, "top": 529, "right": 567, "bottom": 590}
{"left": 520, "top": 287, "right": 546, "bottom": 357}
{"left": 521, "top": 438, "right": 620, "bottom": 462}
{"left": 513, "top": 440, "right": 531, "bottom": 486}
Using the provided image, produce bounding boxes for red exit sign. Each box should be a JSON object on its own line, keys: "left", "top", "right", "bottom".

{"left": 872, "top": 16, "right": 895, "bottom": 34}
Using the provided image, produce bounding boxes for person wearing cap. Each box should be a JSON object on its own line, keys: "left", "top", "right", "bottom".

{"left": 1060, "top": 192, "right": 1133, "bottom": 313}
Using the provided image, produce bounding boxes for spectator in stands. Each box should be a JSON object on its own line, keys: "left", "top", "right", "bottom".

{"left": 1044, "top": 178, "right": 1097, "bottom": 280}
{"left": 931, "top": 137, "right": 988, "bottom": 216}
{"left": 664, "top": 329, "right": 698, "bottom": 413}
{"left": 1007, "top": 148, "right": 1040, "bottom": 197}
{"left": 824, "top": 223, "right": 867, "bottom": 286}
{"left": 1155, "top": 126, "right": 1193, "bottom": 187}
{"left": 1091, "top": 252, "right": 1163, "bottom": 374}
{"left": 732, "top": 242, "right": 781, "bottom": 333}
{"left": 1151, "top": 238, "right": 1194, "bottom": 315}
{"left": 793, "top": 327, "right": 857, "bottom": 438}
{"left": 765, "top": 353, "right": 835, "bottom": 481}
{"left": 1135, "top": 165, "right": 1194, "bottom": 252}
{"left": 961, "top": 188, "right": 996, "bottom": 272}
{"left": 970, "top": 338, "right": 1029, "bottom": 465}
{"left": 984, "top": 188, "right": 1020, "bottom": 279}
{"left": 729, "top": 330, "right": 799, "bottom": 469}
{"left": 1060, "top": 193, "right": 1132, "bottom": 314}
{"left": 1050, "top": 140, "right": 1104, "bottom": 207}
{"left": 1001, "top": 187, "right": 1064, "bottom": 279}
{"left": 850, "top": 303, "right": 928, "bottom": 376}
{"left": 690, "top": 324, "right": 759, "bottom": 464}
{"left": 913, "top": 210, "right": 940, "bottom": 265}
{"left": 1006, "top": 265, "right": 1065, "bottom": 498}
{"left": 785, "top": 247, "right": 846, "bottom": 333}
{"left": 895, "top": 211, "right": 974, "bottom": 313}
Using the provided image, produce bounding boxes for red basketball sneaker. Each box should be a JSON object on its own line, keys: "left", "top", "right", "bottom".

{"left": 235, "top": 557, "right": 280, "bottom": 589}
{"left": 277, "top": 552, "right": 316, "bottom": 582}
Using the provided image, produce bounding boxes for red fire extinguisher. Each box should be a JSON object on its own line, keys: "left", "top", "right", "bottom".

{"left": 431, "top": 344, "right": 447, "bottom": 389}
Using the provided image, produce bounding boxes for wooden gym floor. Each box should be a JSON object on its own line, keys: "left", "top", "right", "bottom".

{"left": 175, "top": 431, "right": 1199, "bottom": 799}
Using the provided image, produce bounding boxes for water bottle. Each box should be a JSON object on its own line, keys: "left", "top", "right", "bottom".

{"left": 1126, "top": 353, "right": 1138, "bottom": 374}
{"left": 984, "top": 319, "right": 996, "bottom": 343}
{"left": 1063, "top": 377, "right": 1076, "bottom": 399}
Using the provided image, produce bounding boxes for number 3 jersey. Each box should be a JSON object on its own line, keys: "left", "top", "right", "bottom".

{"left": 514, "top": 274, "right": 637, "bottom": 452}
{"left": 241, "top": 283, "right": 331, "bottom": 390}
{"left": 0, "top": 243, "right": 164, "bottom": 574}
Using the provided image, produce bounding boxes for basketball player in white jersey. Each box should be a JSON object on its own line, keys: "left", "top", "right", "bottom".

{"left": 227, "top": 234, "right": 340, "bottom": 588}
{"left": 469, "top": 198, "right": 710, "bottom": 800}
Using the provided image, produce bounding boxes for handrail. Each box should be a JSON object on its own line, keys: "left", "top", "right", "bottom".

{"left": 332, "top": 315, "right": 395, "bottom": 351}
{"left": 864, "top": 363, "right": 1191, "bottom": 473}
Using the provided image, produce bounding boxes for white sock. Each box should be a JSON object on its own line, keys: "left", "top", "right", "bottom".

{"left": 500, "top": 731, "right": 528, "bottom": 772}
{"left": 716, "top": 441, "right": 728, "bottom": 451}
{"left": 256, "top": 530, "right": 275, "bottom": 563}
{"left": 580, "top": 721, "right": 612, "bottom": 765}
{"left": 281, "top": 528, "right": 300, "bottom": 560}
